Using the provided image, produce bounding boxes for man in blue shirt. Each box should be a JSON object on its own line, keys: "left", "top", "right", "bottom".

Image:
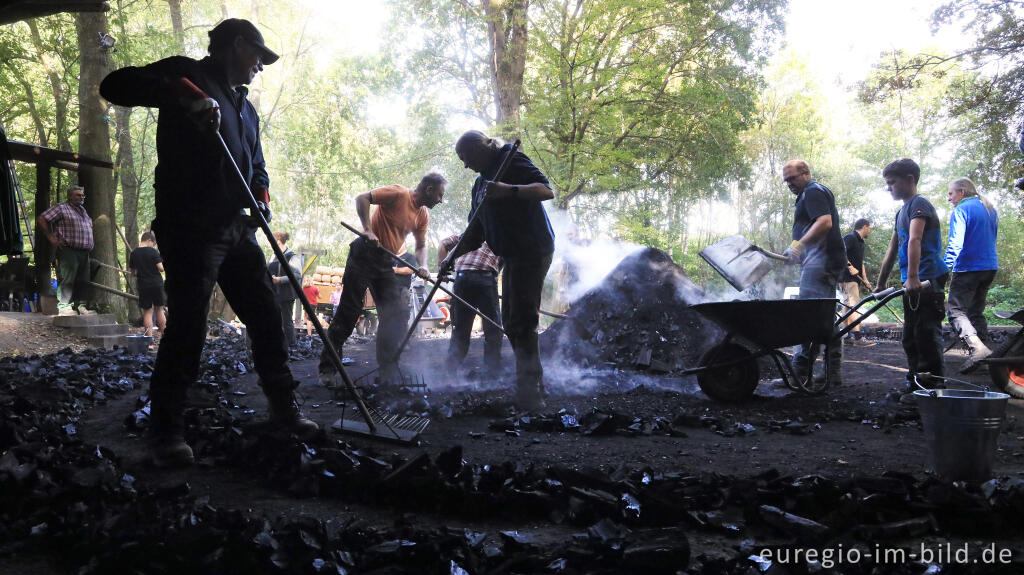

{"left": 874, "top": 159, "right": 949, "bottom": 382}
{"left": 944, "top": 177, "right": 999, "bottom": 373}
{"left": 781, "top": 160, "right": 846, "bottom": 386}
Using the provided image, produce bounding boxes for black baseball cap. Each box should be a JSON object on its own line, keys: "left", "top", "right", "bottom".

{"left": 208, "top": 18, "right": 280, "bottom": 65}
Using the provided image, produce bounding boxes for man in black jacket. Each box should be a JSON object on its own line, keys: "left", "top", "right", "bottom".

{"left": 839, "top": 218, "right": 873, "bottom": 345}
{"left": 100, "top": 19, "right": 317, "bottom": 467}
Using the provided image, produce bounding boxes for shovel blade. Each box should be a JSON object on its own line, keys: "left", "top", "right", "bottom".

{"left": 699, "top": 235, "right": 777, "bottom": 291}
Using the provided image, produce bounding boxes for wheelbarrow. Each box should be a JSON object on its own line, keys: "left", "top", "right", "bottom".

{"left": 681, "top": 284, "right": 917, "bottom": 402}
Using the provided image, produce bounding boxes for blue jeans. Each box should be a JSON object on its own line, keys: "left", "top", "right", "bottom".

{"left": 794, "top": 264, "right": 842, "bottom": 376}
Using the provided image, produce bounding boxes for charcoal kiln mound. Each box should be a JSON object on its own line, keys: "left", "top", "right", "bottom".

{"left": 540, "top": 247, "right": 722, "bottom": 372}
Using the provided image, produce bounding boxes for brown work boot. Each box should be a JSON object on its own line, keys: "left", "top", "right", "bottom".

{"left": 149, "top": 387, "right": 194, "bottom": 468}
{"left": 959, "top": 335, "right": 992, "bottom": 374}
{"left": 263, "top": 385, "right": 320, "bottom": 436}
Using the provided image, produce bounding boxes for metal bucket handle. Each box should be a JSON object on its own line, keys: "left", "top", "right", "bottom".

{"left": 911, "top": 372, "right": 993, "bottom": 396}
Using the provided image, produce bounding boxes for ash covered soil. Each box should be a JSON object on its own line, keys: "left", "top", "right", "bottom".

{"left": 2, "top": 249, "right": 1024, "bottom": 574}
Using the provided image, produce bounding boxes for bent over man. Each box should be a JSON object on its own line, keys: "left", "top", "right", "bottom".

{"left": 442, "top": 131, "right": 555, "bottom": 411}
{"left": 318, "top": 173, "right": 446, "bottom": 385}
{"left": 101, "top": 18, "right": 317, "bottom": 467}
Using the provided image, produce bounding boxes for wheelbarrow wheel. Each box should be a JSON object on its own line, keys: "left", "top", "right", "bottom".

{"left": 697, "top": 342, "right": 759, "bottom": 402}
{"left": 988, "top": 332, "right": 1024, "bottom": 399}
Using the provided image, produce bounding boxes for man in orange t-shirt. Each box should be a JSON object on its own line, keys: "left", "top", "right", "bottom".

{"left": 320, "top": 172, "right": 446, "bottom": 383}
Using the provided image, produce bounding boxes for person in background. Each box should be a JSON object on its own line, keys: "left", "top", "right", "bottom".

{"left": 839, "top": 218, "right": 873, "bottom": 346}
{"left": 267, "top": 230, "right": 300, "bottom": 347}
{"left": 780, "top": 160, "right": 847, "bottom": 385}
{"left": 441, "top": 130, "right": 555, "bottom": 411}
{"left": 438, "top": 235, "right": 503, "bottom": 376}
{"left": 874, "top": 158, "right": 949, "bottom": 385}
{"left": 944, "top": 177, "right": 999, "bottom": 373}
{"left": 301, "top": 275, "right": 320, "bottom": 336}
{"left": 128, "top": 231, "right": 167, "bottom": 337}
{"left": 37, "top": 185, "right": 95, "bottom": 316}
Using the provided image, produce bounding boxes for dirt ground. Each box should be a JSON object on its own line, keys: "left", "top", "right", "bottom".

{"left": 2, "top": 314, "right": 1024, "bottom": 573}
{"left": 0, "top": 311, "right": 89, "bottom": 356}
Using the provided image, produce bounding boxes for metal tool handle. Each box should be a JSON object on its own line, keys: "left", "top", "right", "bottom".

{"left": 176, "top": 77, "right": 377, "bottom": 431}
{"left": 912, "top": 372, "right": 991, "bottom": 394}
{"left": 755, "top": 248, "right": 789, "bottom": 261}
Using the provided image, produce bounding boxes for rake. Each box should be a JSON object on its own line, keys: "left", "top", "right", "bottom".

{"left": 178, "top": 78, "right": 427, "bottom": 444}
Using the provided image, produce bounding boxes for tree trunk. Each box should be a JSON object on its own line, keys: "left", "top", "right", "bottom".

{"left": 76, "top": 11, "right": 120, "bottom": 314}
{"left": 27, "top": 20, "right": 72, "bottom": 151}
{"left": 114, "top": 106, "right": 139, "bottom": 252}
{"left": 482, "top": 0, "right": 529, "bottom": 138}
{"left": 165, "top": 0, "right": 185, "bottom": 50}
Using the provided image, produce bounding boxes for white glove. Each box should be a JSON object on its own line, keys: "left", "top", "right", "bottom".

{"left": 782, "top": 240, "right": 804, "bottom": 265}
{"left": 187, "top": 97, "right": 220, "bottom": 132}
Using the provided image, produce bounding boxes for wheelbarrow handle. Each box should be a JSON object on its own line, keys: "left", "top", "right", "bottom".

{"left": 834, "top": 280, "right": 931, "bottom": 339}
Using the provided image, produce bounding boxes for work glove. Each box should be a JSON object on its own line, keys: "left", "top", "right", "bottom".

{"left": 186, "top": 97, "right": 220, "bottom": 132}
{"left": 245, "top": 188, "right": 272, "bottom": 226}
{"left": 437, "top": 256, "right": 455, "bottom": 280}
{"left": 782, "top": 240, "right": 804, "bottom": 265}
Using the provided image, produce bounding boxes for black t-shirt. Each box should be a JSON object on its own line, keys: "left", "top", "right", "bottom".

{"left": 129, "top": 246, "right": 163, "bottom": 289}
{"left": 792, "top": 181, "right": 845, "bottom": 272}
{"left": 469, "top": 144, "right": 555, "bottom": 261}
{"left": 839, "top": 231, "right": 865, "bottom": 283}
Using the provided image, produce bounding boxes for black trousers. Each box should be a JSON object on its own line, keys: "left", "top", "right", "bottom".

{"left": 946, "top": 269, "right": 996, "bottom": 340}
{"left": 320, "top": 237, "right": 407, "bottom": 373}
{"left": 151, "top": 216, "right": 291, "bottom": 400}
{"left": 447, "top": 269, "right": 502, "bottom": 370}
{"left": 502, "top": 254, "right": 552, "bottom": 391}
{"left": 278, "top": 299, "right": 296, "bottom": 346}
{"left": 903, "top": 274, "right": 948, "bottom": 377}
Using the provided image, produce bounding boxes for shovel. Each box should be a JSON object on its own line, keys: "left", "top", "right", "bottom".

{"left": 699, "top": 235, "right": 788, "bottom": 291}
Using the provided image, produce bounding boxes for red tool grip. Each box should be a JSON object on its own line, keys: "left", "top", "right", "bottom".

{"left": 175, "top": 77, "right": 209, "bottom": 101}
{"left": 254, "top": 188, "right": 270, "bottom": 203}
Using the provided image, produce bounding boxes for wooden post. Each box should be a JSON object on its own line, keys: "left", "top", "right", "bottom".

{"left": 34, "top": 161, "right": 52, "bottom": 297}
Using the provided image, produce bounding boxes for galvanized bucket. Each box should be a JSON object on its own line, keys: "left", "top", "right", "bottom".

{"left": 122, "top": 334, "right": 153, "bottom": 354}
{"left": 913, "top": 389, "right": 1009, "bottom": 481}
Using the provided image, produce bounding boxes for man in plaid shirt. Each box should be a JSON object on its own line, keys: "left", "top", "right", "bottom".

{"left": 37, "top": 185, "right": 95, "bottom": 316}
{"left": 438, "top": 235, "right": 503, "bottom": 376}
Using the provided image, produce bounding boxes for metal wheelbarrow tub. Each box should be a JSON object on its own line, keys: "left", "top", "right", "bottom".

{"left": 691, "top": 298, "right": 837, "bottom": 350}
{"left": 687, "top": 298, "right": 837, "bottom": 402}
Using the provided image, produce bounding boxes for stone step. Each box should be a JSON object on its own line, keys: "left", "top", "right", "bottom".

{"left": 88, "top": 334, "right": 153, "bottom": 351}
{"left": 52, "top": 313, "right": 118, "bottom": 327}
{"left": 70, "top": 323, "right": 129, "bottom": 337}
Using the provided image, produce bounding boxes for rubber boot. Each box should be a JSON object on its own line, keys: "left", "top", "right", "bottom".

{"left": 959, "top": 335, "right": 992, "bottom": 374}
{"left": 149, "top": 387, "right": 194, "bottom": 468}
{"left": 262, "top": 380, "right": 320, "bottom": 436}
{"left": 515, "top": 381, "right": 547, "bottom": 412}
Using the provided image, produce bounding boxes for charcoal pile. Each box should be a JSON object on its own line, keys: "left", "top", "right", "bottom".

{"left": 3, "top": 343, "right": 1024, "bottom": 573}
{"left": 541, "top": 248, "right": 722, "bottom": 372}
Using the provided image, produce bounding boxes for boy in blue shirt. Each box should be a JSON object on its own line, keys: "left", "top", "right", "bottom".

{"left": 873, "top": 159, "right": 949, "bottom": 382}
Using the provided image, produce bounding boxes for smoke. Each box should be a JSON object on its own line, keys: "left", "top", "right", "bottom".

{"left": 546, "top": 210, "right": 645, "bottom": 304}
